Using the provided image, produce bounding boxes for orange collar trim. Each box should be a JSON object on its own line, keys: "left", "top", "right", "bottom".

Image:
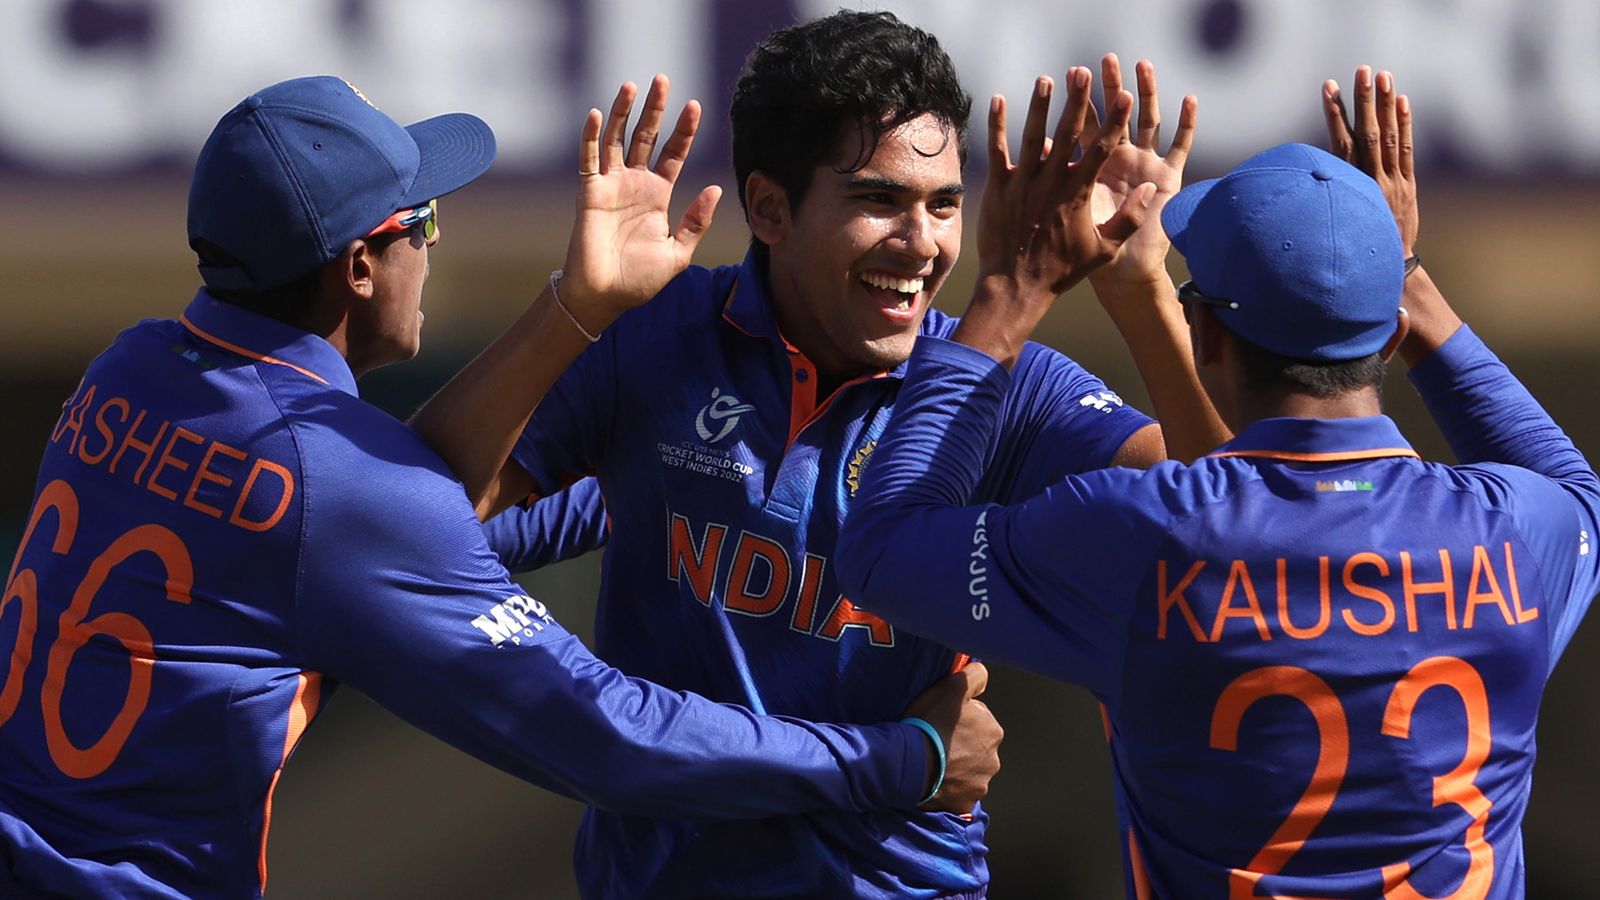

{"left": 1209, "top": 447, "right": 1420, "bottom": 463}
{"left": 180, "top": 314, "right": 331, "bottom": 385}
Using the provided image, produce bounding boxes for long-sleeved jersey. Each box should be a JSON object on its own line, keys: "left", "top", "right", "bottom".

{"left": 0, "top": 291, "right": 932, "bottom": 899}
{"left": 503, "top": 252, "right": 1150, "bottom": 898}
{"left": 839, "top": 328, "right": 1600, "bottom": 898}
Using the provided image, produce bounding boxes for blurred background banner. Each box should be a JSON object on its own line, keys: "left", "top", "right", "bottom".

{"left": 3, "top": 0, "right": 1600, "bottom": 176}
{"left": 4, "top": 1, "right": 1599, "bottom": 897}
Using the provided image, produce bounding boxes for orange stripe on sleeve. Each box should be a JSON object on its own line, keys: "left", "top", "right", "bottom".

{"left": 1128, "top": 827, "right": 1154, "bottom": 900}
{"left": 257, "top": 672, "right": 324, "bottom": 892}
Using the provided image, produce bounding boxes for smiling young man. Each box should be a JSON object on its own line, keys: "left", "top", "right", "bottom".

{"left": 416, "top": 11, "right": 1219, "bottom": 898}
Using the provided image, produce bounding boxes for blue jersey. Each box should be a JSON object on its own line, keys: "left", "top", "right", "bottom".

{"left": 505, "top": 252, "right": 1150, "bottom": 898}
{"left": 484, "top": 477, "right": 609, "bottom": 571}
{"left": 0, "top": 292, "right": 935, "bottom": 899}
{"left": 838, "top": 329, "right": 1600, "bottom": 899}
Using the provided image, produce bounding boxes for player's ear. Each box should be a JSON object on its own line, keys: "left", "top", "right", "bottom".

{"left": 1189, "top": 303, "right": 1223, "bottom": 368}
{"left": 745, "top": 171, "right": 792, "bottom": 247}
{"left": 1378, "top": 308, "right": 1410, "bottom": 363}
{"left": 331, "top": 240, "right": 378, "bottom": 301}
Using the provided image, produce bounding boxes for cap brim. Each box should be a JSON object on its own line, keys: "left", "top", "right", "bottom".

{"left": 1160, "top": 176, "right": 1219, "bottom": 257}
{"left": 403, "top": 113, "right": 497, "bottom": 205}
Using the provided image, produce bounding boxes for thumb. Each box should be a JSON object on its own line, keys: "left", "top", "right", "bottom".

{"left": 674, "top": 184, "right": 722, "bottom": 262}
{"left": 961, "top": 662, "right": 990, "bottom": 700}
{"left": 1097, "top": 181, "right": 1156, "bottom": 244}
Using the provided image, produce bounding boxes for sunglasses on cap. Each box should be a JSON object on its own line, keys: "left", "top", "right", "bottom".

{"left": 1177, "top": 280, "right": 1240, "bottom": 311}
{"left": 366, "top": 199, "right": 438, "bottom": 245}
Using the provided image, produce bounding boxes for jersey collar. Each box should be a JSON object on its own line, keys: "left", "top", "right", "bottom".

{"left": 1207, "top": 416, "right": 1419, "bottom": 463}
{"left": 180, "top": 290, "right": 359, "bottom": 397}
{"left": 719, "top": 249, "right": 916, "bottom": 379}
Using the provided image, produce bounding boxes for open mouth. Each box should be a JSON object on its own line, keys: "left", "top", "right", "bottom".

{"left": 860, "top": 271, "right": 925, "bottom": 314}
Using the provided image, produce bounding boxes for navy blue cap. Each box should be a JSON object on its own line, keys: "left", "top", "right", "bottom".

{"left": 1161, "top": 143, "right": 1404, "bottom": 362}
{"left": 187, "top": 76, "right": 496, "bottom": 291}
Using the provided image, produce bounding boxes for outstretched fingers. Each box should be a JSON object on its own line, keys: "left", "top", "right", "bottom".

{"left": 1397, "top": 94, "right": 1415, "bottom": 180}
{"left": 1069, "top": 88, "right": 1132, "bottom": 184}
{"left": 578, "top": 108, "right": 603, "bottom": 177}
{"left": 625, "top": 74, "right": 670, "bottom": 168}
{"left": 1017, "top": 77, "right": 1055, "bottom": 176}
{"left": 1050, "top": 67, "right": 1093, "bottom": 169}
{"left": 1376, "top": 70, "right": 1401, "bottom": 176}
{"left": 1100, "top": 54, "right": 1131, "bottom": 145}
{"left": 601, "top": 81, "right": 638, "bottom": 174}
{"left": 1134, "top": 58, "right": 1162, "bottom": 149}
{"left": 654, "top": 99, "right": 702, "bottom": 183}
{"left": 986, "top": 94, "right": 1011, "bottom": 187}
{"left": 1354, "top": 66, "right": 1380, "bottom": 171}
{"left": 1323, "top": 79, "right": 1355, "bottom": 162}
{"left": 1165, "top": 94, "right": 1198, "bottom": 169}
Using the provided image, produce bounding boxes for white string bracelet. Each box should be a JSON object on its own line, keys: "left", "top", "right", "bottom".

{"left": 549, "top": 269, "right": 601, "bottom": 343}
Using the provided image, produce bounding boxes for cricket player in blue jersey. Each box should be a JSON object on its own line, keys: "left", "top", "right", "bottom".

{"left": 838, "top": 69, "right": 1600, "bottom": 898}
{"left": 0, "top": 75, "right": 1006, "bottom": 898}
{"left": 415, "top": 11, "right": 1226, "bottom": 898}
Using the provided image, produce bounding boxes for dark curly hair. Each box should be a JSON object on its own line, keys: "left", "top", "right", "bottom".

{"left": 730, "top": 10, "right": 971, "bottom": 246}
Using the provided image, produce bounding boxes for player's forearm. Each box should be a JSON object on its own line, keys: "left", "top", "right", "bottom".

{"left": 481, "top": 477, "right": 609, "bottom": 573}
{"left": 1395, "top": 266, "right": 1464, "bottom": 367}
{"left": 839, "top": 338, "right": 1092, "bottom": 679}
{"left": 1408, "top": 321, "right": 1597, "bottom": 492}
{"left": 948, "top": 274, "right": 1054, "bottom": 369}
{"left": 410, "top": 285, "right": 601, "bottom": 517}
{"left": 371, "top": 626, "right": 931, "bottom": 819}
{"left": 838, "top": 338, "right": 1009, "bottom": 616}
{"left": 1091, "top": 276, "right": 1230, "bottom": 463}
{"left": 1400, "top": 267, "right": 1589, "bottom": 480}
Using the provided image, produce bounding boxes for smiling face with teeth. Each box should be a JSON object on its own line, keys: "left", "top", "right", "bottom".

{"left": 747, "top": 113, "right": 964, "bottom": 383}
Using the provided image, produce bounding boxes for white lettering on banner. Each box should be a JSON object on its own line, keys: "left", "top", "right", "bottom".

{"left": 1, "top": 0, "right": 1596, "bottom": 173}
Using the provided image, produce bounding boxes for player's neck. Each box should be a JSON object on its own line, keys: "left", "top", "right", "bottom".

{"left": 1231, "top": 387, "right": 1384, "bottom": 429}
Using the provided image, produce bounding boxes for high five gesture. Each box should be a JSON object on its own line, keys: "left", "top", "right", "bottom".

{"left": 560, "top": 75, "right": 724, "bottom": 332}
{"left": 958, "top": 66, "right": 1154, "bottom": 367}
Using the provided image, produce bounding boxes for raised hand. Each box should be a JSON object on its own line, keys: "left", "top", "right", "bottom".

{"left": 976, "top": 67, "right": 1154, "bottom": 300}
{"left": 561, "top": 75, "right": 723, "bottom": 328}
{"left": 900, "top": 663, "right": 1003, "bottom": 813}
{"left": 1323, "top": 66, "right": 1417, "bottom": 253}
{"left": 1085, "top": 54, "right": 1197, "bottom": 288}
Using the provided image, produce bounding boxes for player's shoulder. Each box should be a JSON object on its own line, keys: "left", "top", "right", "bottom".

{"left": 1069, "top": 456, "right": 1242, "bottom": 518}
{"left": 274, "top": 387, "right": 470, "bottom": 522}
{"left": 610, "top": 262, "right": 739, "bottom": 334}
{"left": 1421, "top": 458, "right": 1579, "bottom": 530}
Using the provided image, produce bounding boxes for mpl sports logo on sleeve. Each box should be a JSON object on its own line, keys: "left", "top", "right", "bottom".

{"left": 1078, "top": 390, "right": 1125, "bottom": 414}
{"left": 470, "top": 594, "right": 556, "bottom": 647}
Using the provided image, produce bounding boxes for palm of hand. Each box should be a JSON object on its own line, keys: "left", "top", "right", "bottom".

{"left": 567, "top": 169, "right": 685, "bottom": 312}
{"left": 1091, "top": 143, "right": 1180, "bottom": 283}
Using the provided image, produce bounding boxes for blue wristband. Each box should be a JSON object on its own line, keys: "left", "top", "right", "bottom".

{"left": 901, "top": 716, "right": 946, "bottom": 805}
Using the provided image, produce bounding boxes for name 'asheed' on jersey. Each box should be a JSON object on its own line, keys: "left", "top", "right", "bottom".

{"left": 1157, "top": 542, "right": 1541, "bottom": 644}
{"left": 52, "top": 381, "right": 296, "bottom": 535}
